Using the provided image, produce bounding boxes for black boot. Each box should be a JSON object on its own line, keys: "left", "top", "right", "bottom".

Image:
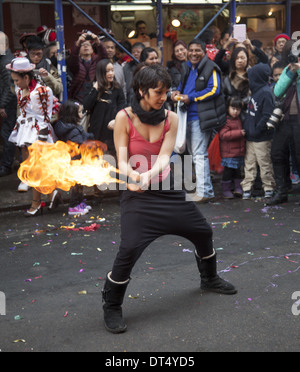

{"left": 266, "top": 189, "right": 288, "bottom": 205}
{"left": 195, "top": 251, "right": 237, "bottom": 295}
{"left": 102, "top": 272, "right": 130, "bottom": 333}
{"left": 266, "top": 163, "right": 288, "bottom": 206}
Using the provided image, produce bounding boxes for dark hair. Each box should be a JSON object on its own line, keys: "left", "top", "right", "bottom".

{"left": 132, "top": 42, "right": 145, "bottom": 50}
{"left": 12, "top": 70, "right": 35, "bottom": 82}
{"left": 228, "top": 96, "right": 243, "bottom": 110}
{"left": 221, "top": 29, "right": 229, "bottom": 40}
{"left": 132, "top": 64, "right": 171, "bottom": 101}
{"left": 272, "top": 60, "right": 285, "bottom": 72}
{"left": 59, "top": 99, "right": 81, "bottom": 125}
{"left": 230, "top": 47, "right": 249, "bottom": 72}
{"left": 26, "top": 35, "right": 44, "bottom": 51}
{"left": 140, "top": 47, "right": 158, "bottom": 63}
{"left": 116, "top": 40, "right": 132, "bottom": 54}
{"left": 136, "top": 20, "right": 146, "bottom": 28}
{"left": 188, "top": 38, "right": 206, "bottom": 53}
{"left": 198, "top": 29, "right": 214, "bottom": 45}
{"left": 171, "top": 40, "right": 187, "bottom": 73}
{"left": 280, "top": 39, "right": 296, "bottom": 67}
{"left": 95, "top": 58, "right": 120, "bottom": 97}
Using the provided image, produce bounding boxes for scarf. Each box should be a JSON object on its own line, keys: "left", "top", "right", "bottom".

{"left": 131, "top": 95, "right": 166, "bottom": 126}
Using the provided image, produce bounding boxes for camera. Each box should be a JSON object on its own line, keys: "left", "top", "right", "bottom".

{"left": 81, "top": 30, "right": 93, "bottom": 41}
{"left": 266, "top": 102, "right": 284, "bottom": 129}
{"left": 85, "top": 31, "right": 93, "bottom": 41}
{"left": 287, "top": 52, "right": 299, "bottom": 64}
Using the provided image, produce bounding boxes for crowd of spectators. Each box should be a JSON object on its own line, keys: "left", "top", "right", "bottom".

{"left": 0, "top": 22, "right": 299, "bottom": 215}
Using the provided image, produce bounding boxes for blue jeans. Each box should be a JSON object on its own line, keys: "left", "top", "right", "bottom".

{"left": 186, "top": 119, "right": 214, "bottom": 198}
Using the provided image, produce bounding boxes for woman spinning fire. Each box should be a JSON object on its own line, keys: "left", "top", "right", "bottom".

{"left": 102, "top": 64, "right": 237, "bottom": 334}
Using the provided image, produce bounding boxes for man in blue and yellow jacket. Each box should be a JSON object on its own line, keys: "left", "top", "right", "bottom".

{"left": 171, "top": 38, "right": 226, "bottom": 202}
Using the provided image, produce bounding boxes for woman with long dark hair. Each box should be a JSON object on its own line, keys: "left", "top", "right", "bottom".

{"left": 166, "top": 40, "right": 188, "bottom": 89}
{"left": 83, "top": 59, "right": 125, "bottom": 154}
{"left": 223, "top": 47, "right": 250, "bottom": 111}
{"left": 101, "top": 64, "right": 237, "bottom": 334}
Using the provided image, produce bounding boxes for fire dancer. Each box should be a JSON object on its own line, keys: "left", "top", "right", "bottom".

{"left": 102, "top": 64, "right": 237, "bottom": 334}
{"left": 6, "top": 57, "right": 57, "bottom": 216}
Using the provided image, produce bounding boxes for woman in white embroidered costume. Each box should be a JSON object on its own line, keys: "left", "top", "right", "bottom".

{"left": 7, "top": 57, "right": 59, "bottom": 216}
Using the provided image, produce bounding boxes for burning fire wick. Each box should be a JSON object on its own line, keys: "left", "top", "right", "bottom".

{"left": 18, "top": 140, "right": 124, "bottom": 194}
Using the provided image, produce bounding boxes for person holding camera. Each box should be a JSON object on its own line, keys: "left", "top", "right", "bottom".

{"left": 67, "top": 31, "right": 108, "bottom": 103}
{"left": 267, "top": 40, "right": 300, "bottom": 205}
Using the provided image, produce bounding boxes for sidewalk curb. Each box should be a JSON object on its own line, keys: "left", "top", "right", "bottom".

{"left": 0, "top": 190, "right": 120, "bottom": 213}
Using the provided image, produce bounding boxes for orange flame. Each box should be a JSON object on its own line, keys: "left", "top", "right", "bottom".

{"left": 18, "top": 140, "right": 120, "bottom": 194}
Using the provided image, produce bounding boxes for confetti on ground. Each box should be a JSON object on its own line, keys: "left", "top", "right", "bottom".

{"left": 60, "top": 223, "right": 100, "bottom": 231}
{"left": 129, "top": 294, "right": 140, "bottom": 299}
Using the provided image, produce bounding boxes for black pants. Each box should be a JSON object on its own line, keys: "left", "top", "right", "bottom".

{"left": 222, "top": 167, "right": 242, "bottom": 182}
{"left": 271, "top": 115, "right": 300, "bottom": 190}
{"left": 0, "top": 102, "right": 17, "bottom": 170}
{"left": 111, "top": 189, "right": 214, "bottom": 282}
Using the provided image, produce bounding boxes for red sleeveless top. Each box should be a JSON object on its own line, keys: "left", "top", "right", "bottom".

{"left": 124, "top": 109, "right": 171, "bottom": 184}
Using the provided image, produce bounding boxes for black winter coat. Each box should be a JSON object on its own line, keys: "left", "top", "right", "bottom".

{"left": 54, "top": 120, "right": 94, "bottom": 144}
{"left": 244, "top": 63, "right": 275, "bottom": 142}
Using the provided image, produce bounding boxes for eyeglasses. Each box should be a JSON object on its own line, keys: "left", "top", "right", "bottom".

{"left": 29, "top": 51, "right": 43, "bottom": 58}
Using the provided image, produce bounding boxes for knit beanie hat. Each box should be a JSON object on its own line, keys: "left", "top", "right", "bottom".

{"left": 274, "top": 33, "right": 290, "bottom": 45}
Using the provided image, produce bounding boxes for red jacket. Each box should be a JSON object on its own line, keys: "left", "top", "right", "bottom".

{"left": 219, "top": 116, "right": 245, "bottom": 158}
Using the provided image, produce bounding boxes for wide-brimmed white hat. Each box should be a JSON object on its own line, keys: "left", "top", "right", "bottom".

{"left": 6, "top": 57, "right": 35, "bottom": 72}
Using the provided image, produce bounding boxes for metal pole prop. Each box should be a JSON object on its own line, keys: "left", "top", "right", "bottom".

{"left": 67, "top": 0, "right": 139, "bottom": 64}
{"left": 195, "top": 1, "right": 231, "bottom": 40}
{"left": 156, "top": 0, "right": 163, "bottom": 64}
{"left": 229, "top": 0, "right": 236, "bottom": 34}
{"left": 54, "top": 0, "right": 68, "bottom": 102}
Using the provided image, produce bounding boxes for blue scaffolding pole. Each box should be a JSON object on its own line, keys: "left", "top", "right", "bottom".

{"left": 156, "top": 0, "right": 163, "bottom": 64}
{"left": 54, "top": 0, "right": 67, "bottom": 102}
{"left": 195, "top": 0, "right": 232, "bottom": 39}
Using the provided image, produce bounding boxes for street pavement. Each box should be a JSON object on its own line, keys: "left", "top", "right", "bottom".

{"left": 0, "top": 171, "right": 299, "bottom": 352}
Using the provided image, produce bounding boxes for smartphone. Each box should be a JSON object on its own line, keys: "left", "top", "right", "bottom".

{"left": 233, "top": 24, "right": 246, "bottom": 43}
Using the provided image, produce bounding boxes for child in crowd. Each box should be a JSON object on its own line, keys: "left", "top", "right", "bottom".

{"left": 271, "top": 61, "right": 285, "bottom": 87}
{"left": 219, "top": 97, "right": 246, "bottom": 198}
{"left": 241, "top": 63, "right": 276, "bottom": 199}
{"left": 54, "top": 100, "right": 95, "bottom": 216}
